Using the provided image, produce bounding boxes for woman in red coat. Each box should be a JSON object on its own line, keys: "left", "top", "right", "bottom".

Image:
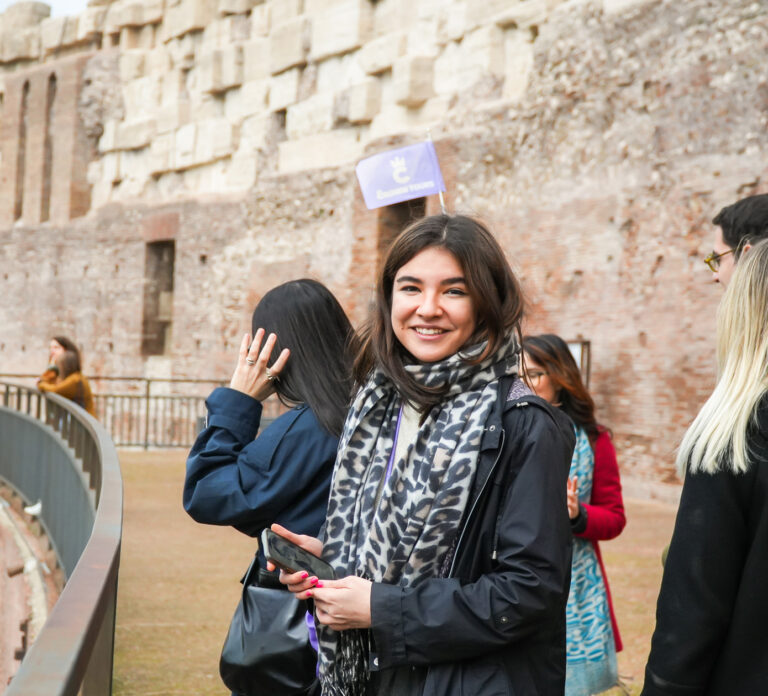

{"left": 524, "top": 333, "right": 626, "bottom": 696}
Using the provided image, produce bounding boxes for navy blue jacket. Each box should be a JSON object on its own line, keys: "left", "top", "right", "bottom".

{"left": 183, "top": 387, "right": 338, "bottom": 565}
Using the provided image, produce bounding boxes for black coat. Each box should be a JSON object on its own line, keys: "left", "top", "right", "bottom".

{"left": 368, "top": 384, "right": 575, "bottom": 696}
{"left": 641, "top": 399, "right": 768, "bottom": 696}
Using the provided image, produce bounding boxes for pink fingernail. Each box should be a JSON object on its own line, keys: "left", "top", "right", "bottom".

{"left": 300, "top": 571, "right": 309, "bottom": 579}
{"left": 305, "top": 591, "right": 313, "bottom": 598}
{"left": 315, "top": 581, "right": 324, "bottom": 588}
{"left": 310, "top": 577, "right": 318, "bottom": 586}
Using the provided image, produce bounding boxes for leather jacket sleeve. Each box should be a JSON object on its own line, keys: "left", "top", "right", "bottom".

{"left": 370, "top": 401, "right": 574, "bottom": 667}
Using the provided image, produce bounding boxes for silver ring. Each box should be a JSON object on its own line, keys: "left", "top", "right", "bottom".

{"left": 265, "top": 368, "right": 274, "bottom": 381}
{"left": 245, "top": 358, "right": 256, "bottom": 366}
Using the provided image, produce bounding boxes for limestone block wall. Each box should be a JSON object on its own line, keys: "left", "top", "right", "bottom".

{"left": 0, "top": 0, "right": 556, "bottom": 215}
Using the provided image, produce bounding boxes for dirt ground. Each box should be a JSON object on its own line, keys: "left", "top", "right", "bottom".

{"left": 114, "top": 449, "right": 676, "bottom": 695}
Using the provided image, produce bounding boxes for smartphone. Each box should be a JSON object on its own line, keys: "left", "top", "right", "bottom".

{"left": 260, "top": 528, "right": 336, "bottom": 580}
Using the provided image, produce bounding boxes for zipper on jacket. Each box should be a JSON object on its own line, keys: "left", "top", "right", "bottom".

{"left": 448, "top": 428, "right": 505, "bottom": 577}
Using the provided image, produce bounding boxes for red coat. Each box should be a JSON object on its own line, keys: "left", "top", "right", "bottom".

{"left": 575, "top": 429, "right": 626, "bottom": 651}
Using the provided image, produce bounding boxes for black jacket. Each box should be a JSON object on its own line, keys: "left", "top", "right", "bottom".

{"left": 641, "top": 399, "right": 768, "bottom": 696}
{"left": 369, "top": 384, "right": 575, "bottom": 696}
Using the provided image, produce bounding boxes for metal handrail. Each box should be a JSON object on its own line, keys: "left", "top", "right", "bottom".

{"left": 0, "top": 374, "right": 228, "bottom": 448}
{"left": 0, "top": 382, "right": 123, "bottom": 695}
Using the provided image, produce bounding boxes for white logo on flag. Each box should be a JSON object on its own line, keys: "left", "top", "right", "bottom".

{"left": 390, "top": 156, "right": 410, "bottom": 184}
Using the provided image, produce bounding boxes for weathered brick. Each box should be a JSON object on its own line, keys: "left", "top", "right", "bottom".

{"left": 278, "top": 128, "right": 363, "bottom": 173}
{"left": 345, "top": 78, "right": 381, "bottom": 123}
{"left": 242, "top": 39, "right": 270, "bottom": 81}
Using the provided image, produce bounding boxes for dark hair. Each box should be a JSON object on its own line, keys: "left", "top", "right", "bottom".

{"left": 354, "top": 214, "right": 524, "bottom": 412}
{"left": 251, "top": 279, "right": 357, "bottom": 437}
{"left": 523, "top": 333, "right": 600, "bottom": 443}
{"left": 52, "top": 336, "right": 82, "bottom": 372}
{"left": 56, "top": 350, "right": 81, "bottom": 380}
{"left": 712, "top": 193, "right": 768, "bottom": 259}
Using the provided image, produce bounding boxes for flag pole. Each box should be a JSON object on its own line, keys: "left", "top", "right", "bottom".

{"left": 427, "top": 130, "right": 447, "bottom": 215}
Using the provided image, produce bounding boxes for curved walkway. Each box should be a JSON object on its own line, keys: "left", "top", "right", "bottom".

{"left": 112, "top": 449, "right": 675, "bottom": 695}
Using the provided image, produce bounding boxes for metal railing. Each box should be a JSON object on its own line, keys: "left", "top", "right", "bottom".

{"left": 0, "top": 381, "right": 123, "bottom": 695}
{"left": 0, "top": 375, "right": 227, "bottom": 448}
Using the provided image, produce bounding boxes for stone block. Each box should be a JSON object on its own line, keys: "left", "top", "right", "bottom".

{"left": 392, "top": 55, "right": 434, "bottom": 108}
{"left": 142, "top": 0, "right": 165, "bottom": 24}
{"left": 1, "top": 26, "right": 41, "bottom": 62}
{"left": 157, "top": 99, "right": 191, "bottom": 133}
{"left": 174, "top": 123, "right": 198, "bottom": 169}
{"left": 278, "top": 128, "right": 363, "bottom": 173}
{"left": 225, "top": 79, "right": 269, "bottom": 121}
{"left": 250, "top": 3, "right": 271, "bottom": 36}
{"left": 41, "top": 16, "right": 79, "bottom": 53}
{"left": 198, "top": 45, "right": 243, "bottom": 93}
{"left": 149, "top": 132, "right": 176, "bottom": 173}
{"left": 167, "top": 34, "right": 196, "bottom": 70}
{"left": 346, "top": 78, "right": 381, "bottom": 124}
{"left": 316, "top": 52, "right": 365, "bottom": 93}
{"left": 269, "top": 17, "right": 308, "bottom": 75}
{"left": 489, "top": 0, "right": 554, "bottom": 29}
{"left": 406, "top": 16, "right": 441, "bottom": 58}
{"left": 163, "top": 0, "right": 217, "bottom": 40}
{"left": 268, "top": 67, "right": 301, "bottom": 110}
{"left": 77, "top": 6, "right": 108, "bottom": 41}
{"left": 102, "top": 152, "right": 121, "bottom": 183}
{"left": 356, "top": 33, "right": 406, "bottom": 75}
{"left": 99, "top": 119, "right": 119, "bottom": 152}
{"left": 237, "top": 113, "right": 272, "bottom": 150}
{"left": 2, "top": 2, "right": 50, "bottom": 28}
{"left": 119, "top": 50, "right": 146, "bottom": 80}
{"left": 201, "top": 15, "right": 249, "bottom": 50}
{"left": 310, "top": 0, "right": 372, "bottom": 61}
{"left": 146, "top": 46, "right": 172, "bottom": 74}
{"left": 226, "top": 153, "right": 258, "bottom": 188}
{"left": 195, "top": 118, "right": 236, "bottom": 163}
{"left": 503, "top": 29, "right": 533, "bottom": 101}
{"left": 122, "top": 75, "right": 161, "bottom": 121}
{"left": 267, "top": 0, "right": 302, "bottom": 27}
{"left": 218, "top": 0, "right": 262, "bottom": 14}
{"left": 286, "top": 91, "right": 335, "bottom": 139}
{"left": 441, "top": 1, "right": 469, "bottom": 42}
{"left": 116, "top": 118, "right": 157, "bottom": 150}
{"left": 118, "top": 3, "right": 146, "bottom": 28}
{"left": 462, "top": 24, "right": 505, "bottom": 80}
{"left": 243, "top": 38, "right": 269, "bottom": 81}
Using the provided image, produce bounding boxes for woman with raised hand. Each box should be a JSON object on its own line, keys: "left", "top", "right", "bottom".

{"left": 273, "top": 214, "right": 575, "bottom": 696}
{"left": 184, "top": 277, "right": 357, "bottom": 583}
{"left": 523, "top": 333, "right": 625, "bottom": 696}
{"left": 641, "top": 239, "right": 768, "bottom": 695}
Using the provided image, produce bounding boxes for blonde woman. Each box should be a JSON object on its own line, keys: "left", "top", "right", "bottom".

{"left": 642, "top": 239, "right": 768, "bottom": 695}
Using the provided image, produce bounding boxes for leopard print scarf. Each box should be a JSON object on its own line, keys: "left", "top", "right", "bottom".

{"left": 318, "top": 334, "right": 520, "bottom": 696}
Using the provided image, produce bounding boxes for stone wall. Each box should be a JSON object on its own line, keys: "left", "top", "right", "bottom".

{"left": 1, "top": 0, "right": 767, "bottom": 491}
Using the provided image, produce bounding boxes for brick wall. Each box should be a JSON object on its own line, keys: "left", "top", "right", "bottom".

{"left": 1, "top": 0, "right": 767, "bottom": 492}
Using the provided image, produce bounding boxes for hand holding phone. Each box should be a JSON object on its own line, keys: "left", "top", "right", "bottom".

{"left": 261, "top": 528, "right": 336, "bottom": 580}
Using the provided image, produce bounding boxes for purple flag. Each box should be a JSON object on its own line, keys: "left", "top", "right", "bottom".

{"left": 355, "top": 141, "right": 446, "bottom": 210}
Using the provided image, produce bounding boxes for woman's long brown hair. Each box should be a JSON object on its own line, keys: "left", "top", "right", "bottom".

{"left": 354, "top": 214, "right": 524, "bottom": 413}
{"left": 523, "top": 333, "right": 600, "bottom": 443}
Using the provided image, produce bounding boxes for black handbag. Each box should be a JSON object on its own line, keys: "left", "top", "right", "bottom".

{"left": 219, "top": 553, "right": 319, "bottom": 696}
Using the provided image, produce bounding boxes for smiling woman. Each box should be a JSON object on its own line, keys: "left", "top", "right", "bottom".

{"left": 391, "top": 246, "right": 476, "bottom": 363}
{"left": 272, "top": 214, "right": 576, "bottom": 696}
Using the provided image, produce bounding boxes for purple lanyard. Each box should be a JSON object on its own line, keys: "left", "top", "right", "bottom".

{"left": 385, "top": 406, "right": 404, "bottom": 482}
